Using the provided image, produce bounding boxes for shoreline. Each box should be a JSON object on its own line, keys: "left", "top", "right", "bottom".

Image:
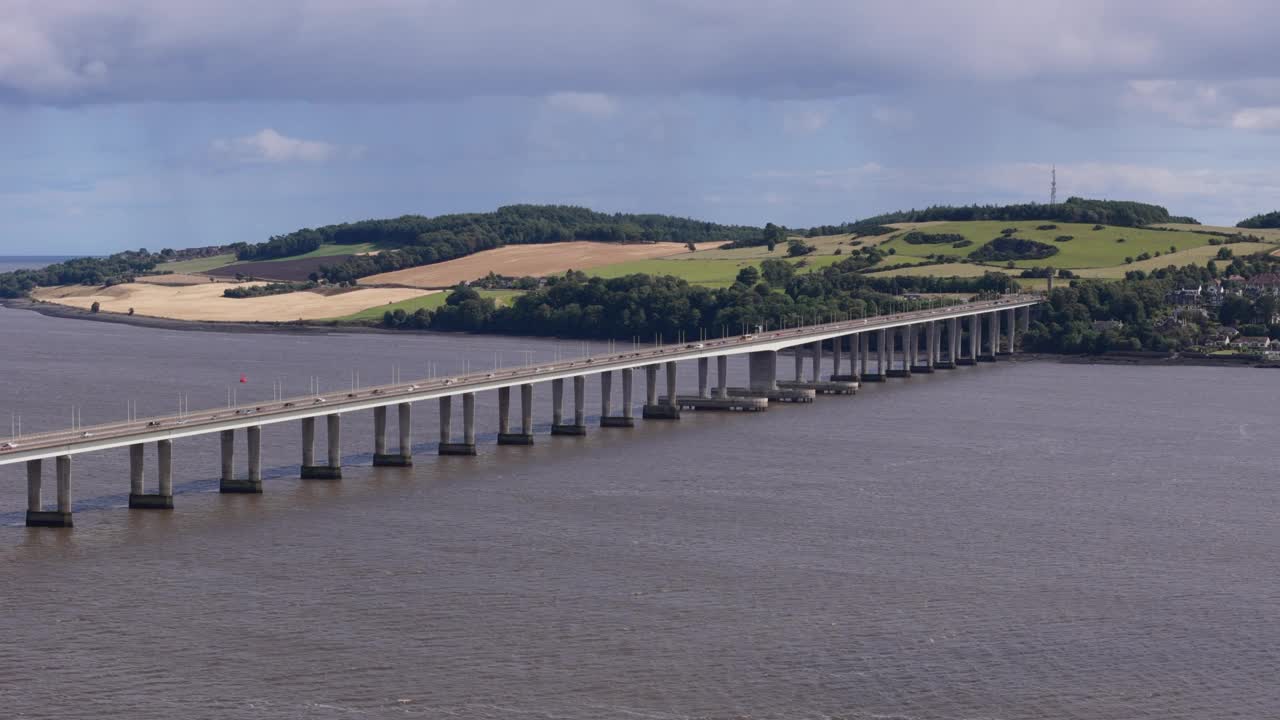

{"left": 6, "top": 298, "right": 1278, "bottom": 368}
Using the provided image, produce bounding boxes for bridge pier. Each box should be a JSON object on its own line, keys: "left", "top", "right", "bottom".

{"left": 300, "top": 415, "right": 342, "bottom": 479}
{"left": 864, "top": 329, "right": 886, "bottom": 381}
{"left": 439, "top": 393, "right": 478, "bottom": 454}
{"left": 979, "top": 312, "right": 998, "bottom": 361}
{"left": 25, "top": 457, "right": 74, "bottom": 528}
{"left": 373, "top": 403, "right": 413, "bottom": 466}
{"left": 832, "top": 336, "right": 842, "bottom": 378}
{"left": 716, "top": 355, "right": 729, "bottom": 398}
{"left": 1001, "top": 307, "right": 1016, "bottom": 355}
{"left": 859, "top": 332, "right": 870, "bottom": 378}
{"left": 697, "top": 357, "right": 710, "bottom": 398}
{"left": 553, "top": 376, "right": 588, "bottom": 434}
{"left": 600, "top": 369, "right": 635, "bottom": 427}
{"left": 219, "top": 427, "right": 265, "bottom": 492}
{"left": 499, "top": 383, "right": 536, "bottom": 444}
{"left": 644, "top": 361, "right": 680, "bottom": 419}
{"left": 793, "top": 348, "right": 803, "bottom": 382}
{"left": 912, "top": 321, "right": 936, "bottom": 373}
{"left": 937, "top": 317, "right": 959, "bottom": 369}
{"left": 129, "top": 439, "right": 174, "bottom": 509}
{"left": 887, "top": 326, "right": 912, "bottom": 377}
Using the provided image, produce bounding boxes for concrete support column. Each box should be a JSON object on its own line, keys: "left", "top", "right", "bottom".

{"left": 1019, "top": 305, "right": 1031, "bottom": 332}
{"left": 876, "top": 329, "right": 887, "bottom": 377}
{"left": 697, "top": 357, "right": 709, "bottom": 398}
{"left": 926, "top": 321, "right": 936, "bottom": 369}
{"left": 716, "top": 355, "right": 728, "bottom": 398}
{"left": 463, "top": 393, "right": 476, "bottom": 445}
{"left": 157, "top": 439, "right": 173, "bottom": 497}
{"left": 970, "top": 315, "right": 980, "bottom": 360}
{"left": 645, "top": 365, "right": 658, "bottom": 406}
{"left": 832, "top": 337, "right": 843, "bottom": 378}
{"left": 551, "top": 379, "right": 564, "bottom": 426}
{"left": 326, "top": 414, "right": 341, "bottom": 468}
{"left": 860, "top": 333, "right": 869, "bottom": 376}
{"left": 26, "top": 459, "right": 41, "bottom": 514}
{"left": 301, "top": 417, "right": 315, "bottom": 467}
{"left": 664, "top": 361, "right": 677, "bottom": 406}
{"left": 621, "top": 371, "right": 633, "bottom": 418}
{"left": 220, "top": 429, "right": 234, "bottom": 483}
{"left": 600, "top": 371, "right": 613, "bottom": 416}
{"left": 56, "top": 455, "right": 71, "bottom": 514}
{"left": 398, "top": 403, "right": 412, "bottom": 461}
{"left": 247, "top": 426, "right": 262, "bottom": 484}
{"left": 810, "top": 341, "right": 822, "bottom": 383}
{"left": 373, "top": 406, "right": 388, "bottom": 456}
{"left": 572, "top": 378, "right": 585, "bottom": 426}
{"left": 498, "top": 386, "right": 511, "bottom": 434}
{"left": 950, "top": 317, "right": 960, "bottom": 363}
{"left": 793, "top": 349, "right": 804, "bottom": 381}
{"left": 129, "top": 443, "right": 145, "bottom": 496}
{"left": 1005, "top": 308, "right": 1016, "bottom": 353}
{"left": 440, "top": 396, "right": 453, "bottom": 443}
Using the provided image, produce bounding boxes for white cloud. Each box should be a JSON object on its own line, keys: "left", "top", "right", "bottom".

{"left": 545, "top": 92, "right": 618, "bottom": 117}
{"left": 211, "top": 128, "right": 347, "bottom": 164}
{"left": 1230, "top": 107, "right": 1280, "bottom": 130}
{"left": 782, "top": 107, "right": 830, "bottom": 135}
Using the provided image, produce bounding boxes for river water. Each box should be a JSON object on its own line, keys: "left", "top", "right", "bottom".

{"left": 1, "top": 305, "right": 1277, "bottom": 719}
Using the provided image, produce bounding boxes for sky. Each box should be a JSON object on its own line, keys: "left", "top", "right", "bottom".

{"left": 5, "top": 0, "right": 1280, "bottom": 254}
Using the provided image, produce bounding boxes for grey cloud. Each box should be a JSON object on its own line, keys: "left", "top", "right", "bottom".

{"left": 6, "top": 0, "right": 1280, "bottom": 106}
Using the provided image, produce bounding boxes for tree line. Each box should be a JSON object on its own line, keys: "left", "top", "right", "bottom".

{"left": 0, "top": 251, "right": 159, "bottom": 299}
{"left": 855, "top": 197, "right": 1197, "bottom": 228}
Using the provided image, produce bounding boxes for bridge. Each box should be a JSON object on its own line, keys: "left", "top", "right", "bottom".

{"left": 2, "top": 296, "right": 1041, "bottom": 527}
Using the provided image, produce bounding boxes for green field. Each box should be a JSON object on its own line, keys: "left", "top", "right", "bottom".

{"left": 337, "top": 289, "right": 522, "bottom": 322}
{"left": 587, "top": 258, "right": 756, "bottom": 287}
{"left": 160, "top": 253, "right": 238, "bottom": 273}
{"left": 161, "top": 243, "right": 379, "bottom": 275}
{"left": 875, "top": 221, "right": 1235, "bottom": 270}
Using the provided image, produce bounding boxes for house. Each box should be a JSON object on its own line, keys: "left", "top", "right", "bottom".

{"left": 1234, "top": 336, "right": 1271, "bottom": 351}
{"left": 1204, "top": 326, "right": 1238, "bottom": 347}
{"left": 1243, "top": 273, "right": 1280, "bottom": 298}
{"left": 1166, "top": 285, "right": 1202, "bottom": 305}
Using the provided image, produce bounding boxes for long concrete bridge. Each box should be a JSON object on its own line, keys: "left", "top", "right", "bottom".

{"left": 2, "top": 296, "right": 1041, "bottom": 527}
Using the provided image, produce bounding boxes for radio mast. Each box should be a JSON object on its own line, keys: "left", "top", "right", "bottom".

{"left": 1050, "top": 165, "right": 1057, "bottom": 206}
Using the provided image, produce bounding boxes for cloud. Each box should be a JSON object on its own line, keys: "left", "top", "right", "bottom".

{"left": 5, "top": 0, "right": 1280, "bottom": 108}
{"left": 545, "top": 92, "right": 618, "bottom": 117}
{"left": 782, "top": 105, "right": 830, "bottom": 134}
{"left": 211, "top": 128, "right": 350, "bottom": 164}
{"left": 1230, "top": 107, "right": 1280, "bottom": 131}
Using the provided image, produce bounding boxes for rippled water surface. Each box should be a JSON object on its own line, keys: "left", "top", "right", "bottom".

{"left": 2, "top": 305, "right": 1278, "bottom": 719}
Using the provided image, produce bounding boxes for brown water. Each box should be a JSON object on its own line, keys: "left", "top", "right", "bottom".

{"left": 2, "top": 305, "right": 1278, "bottom": 719}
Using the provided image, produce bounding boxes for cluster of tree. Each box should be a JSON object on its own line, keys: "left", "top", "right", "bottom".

{"left": 727, "top": 222, "right": 790, "bottom": 250}
{"left": 855, "top": 197, "right": 1197, "bottom": 227}
{"left": 222, "top": 281, "right": 316, "bottom": 299}
{"left": 802, "top": 222, "right": 896, "bottom": 237}
{"left": 377, "top": 257, "right": 1009, "bottom": 339}
{"left": 0, "top": 251, "right": 159, "bottom": 298}
{"left": 236, "top": 231, "right": 323, "bottom": 261}
{"left": 1019, "top": 267, "right": 1076, "bottom": 279}
{"left": 901, "top": 231, "right": 965, "bottom": 245}
{"left": 1236, "top": 211, "right": 1280, "bottom": 229}
{"left": 469, "top": 272, "right": 542, "bottom": 290}
{"left": 968, "top": 237, "right": 1059, "bottom": 262}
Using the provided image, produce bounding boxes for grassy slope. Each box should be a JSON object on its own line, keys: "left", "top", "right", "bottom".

{"left": 161, "top": 243, "right": 379, "bottom": 275}
{"left": 337, "top": 289, "right": 522, "bottom": 322}
{"left": 160, "top": 253, "right": 238, "bottom": 273}
{"left": 875, "top": 221, "right": 1227, "bottom": 269}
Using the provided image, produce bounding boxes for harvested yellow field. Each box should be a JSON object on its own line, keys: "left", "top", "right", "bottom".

{"left": 135, "top": 273, "right": 227, "bottom": 286}
{"left": 867, "top": 262, "right": 1003, "bottom": 278}
{"left": 364, "top": 241, "right": 722, "bottom": 288}
{"left": 33, "top": 282, "right": 434, "bottom": 322}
